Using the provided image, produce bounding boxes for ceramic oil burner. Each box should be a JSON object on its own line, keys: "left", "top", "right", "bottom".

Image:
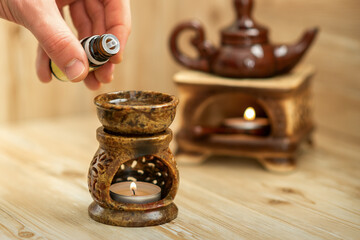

{"left": 169, "top": 0, "right": 318, "bottom": 78}
{"left": 174, "top": 65, "right": 315, "bottom": 173}
{"left": 88, "top": 91, "right": 179, "bottom": 227}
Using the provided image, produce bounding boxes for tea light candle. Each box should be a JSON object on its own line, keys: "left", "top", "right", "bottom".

{"left": 193, "top": 107, "right": 270, "bottom": 137}
{"left": 110, "top": 181, "right": 161, "bottom": 204}
{"left": 223, "top": 107, "right": 269, "bottom": 131}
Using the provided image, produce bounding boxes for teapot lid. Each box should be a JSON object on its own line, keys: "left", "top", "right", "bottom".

{"left": 222, "top": 0, "right": 269, "bottom": 46}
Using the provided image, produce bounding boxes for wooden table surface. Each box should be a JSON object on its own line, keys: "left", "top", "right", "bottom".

{"left": 0, "top": 115, "right": 359, "bottom": 240}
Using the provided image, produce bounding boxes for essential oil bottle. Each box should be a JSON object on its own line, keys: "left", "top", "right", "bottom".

{"left": 50, "top": 34, "right": 120, "bottom": 81}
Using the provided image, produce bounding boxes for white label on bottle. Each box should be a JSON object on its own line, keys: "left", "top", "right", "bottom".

{"left": 82, "top": 35, "right": 109, "bottom": 66}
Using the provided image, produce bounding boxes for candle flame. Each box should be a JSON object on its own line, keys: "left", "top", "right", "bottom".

{"left": 130, "top": 182, "right": 137, "bottom": 195}
{"left": 244, "top": 107, "right": 256, "bottom": 121}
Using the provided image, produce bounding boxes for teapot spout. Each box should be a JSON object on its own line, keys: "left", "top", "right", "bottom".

{"left": 274, "top": 27, "right": 319, "bottom": 74}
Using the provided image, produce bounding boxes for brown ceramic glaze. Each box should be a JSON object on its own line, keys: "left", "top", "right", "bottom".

{"left": 169, "top": 0, "right": 319, "bottom": 78}
{"left": 88, "top": 91, "right": 179, "bottom": 227}
{"left": 95, "top": 91, "right": 178, "bottom": 134}
{"left": 173, "top": 66, "right": 315, "bottom": 173}
{"left": 88, "top": 202, "right": 178, "bottom": 227}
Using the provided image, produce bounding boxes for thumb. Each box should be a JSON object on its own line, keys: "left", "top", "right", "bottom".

{"left": 24, "top": 1, "right": 88, "bottom": 82}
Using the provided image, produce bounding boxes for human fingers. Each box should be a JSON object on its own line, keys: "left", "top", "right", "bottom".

{"left": 69, "top": 0, "right": 92, "bottom": 39}
{"left": 36, "top": 45, "right": 52, "bottom": 83}
{"left": 85, "top": 0, "right": 106, "bottom": 35}
{"left": 94, "top": 62, "right": 115, "bottom": 84}
{"left": 21, "top": 0, "right": 89, "bottom": 82}
{"left": 104, "top": 0, "right": 131, "bottom": 63}
{"left": 83, "top": 72, "right": 102, "bottom": 90}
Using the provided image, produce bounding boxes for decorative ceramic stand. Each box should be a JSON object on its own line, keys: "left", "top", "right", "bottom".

{"left": 88, "top": 91, "right": 179, "bottom": 227}
{"left": 174, "top": 65, "right": 315, "bottom": 173}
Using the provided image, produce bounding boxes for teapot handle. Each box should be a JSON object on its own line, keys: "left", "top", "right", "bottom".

{"left": 169, "top": 20, "right": 214, "bottom": 72}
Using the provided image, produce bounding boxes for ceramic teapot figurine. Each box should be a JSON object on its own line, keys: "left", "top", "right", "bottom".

{"left": 169, "top": 0, "right": 319, "bottom": 78}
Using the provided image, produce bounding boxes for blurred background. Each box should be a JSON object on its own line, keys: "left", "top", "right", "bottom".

{"left": 0, "top": 0, "right": 359, "bottom": 144}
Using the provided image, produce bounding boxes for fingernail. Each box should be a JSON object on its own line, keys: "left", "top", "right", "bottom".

{"left": 65, "top": 59, "right": 85, "bottom": 81}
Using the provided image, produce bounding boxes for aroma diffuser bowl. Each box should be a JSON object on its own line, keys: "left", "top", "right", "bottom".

{"left": 88, "top": 128, "right": 179, "bottom": 227}
{"left": 94, "top": 91, "right": 178, "bottom": 134}
{"left": 89, "top": 91, "right": 179, "bottom": 227}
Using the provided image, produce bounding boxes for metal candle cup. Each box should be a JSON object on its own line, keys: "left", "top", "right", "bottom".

{"left": 223, "top": 107, "right": 270, "bottom": 136}
{"left": 110, "top": 181, "right": 161, "bottom": 204}
{"left": 222, "top": 117, "right": 269, "bottom": 130}
{"left": 193, "top": 107, "right": 270, "bottom": 137}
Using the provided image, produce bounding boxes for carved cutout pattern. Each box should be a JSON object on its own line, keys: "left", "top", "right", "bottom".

{"left": 88, "top": 149, "right": 114, "bottom": 201}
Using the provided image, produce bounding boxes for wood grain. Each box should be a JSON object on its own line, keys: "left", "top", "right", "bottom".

{"left": 0, "top": 0, "right": 358, "bottom": 215}
{"left": 0, "top": 2, "right": 358, "bottom": 238}
{"left": 0, "top": 0, "right": 359, "bottom": 145}
{"left": 0, "top": 115, "right": 359, "bottom": 239}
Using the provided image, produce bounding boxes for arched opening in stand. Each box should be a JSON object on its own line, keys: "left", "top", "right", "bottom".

{"left": 110, "top": 155, "right": 173, "bottom": 203}
{"left": 192, "top": 93, "right": 271, "bottom": 137}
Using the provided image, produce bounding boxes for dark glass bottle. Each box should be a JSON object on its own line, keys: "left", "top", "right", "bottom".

{"left": 50, "top": 34, "right": 120, "bottom": 81}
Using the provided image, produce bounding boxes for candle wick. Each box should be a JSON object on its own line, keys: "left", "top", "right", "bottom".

{"left": 132, "top": 189, "right": 136, "bottom": 196}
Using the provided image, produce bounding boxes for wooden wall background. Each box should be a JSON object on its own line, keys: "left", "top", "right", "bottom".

{"left": 0, "top": 0, "right": 359, "bottom": 143}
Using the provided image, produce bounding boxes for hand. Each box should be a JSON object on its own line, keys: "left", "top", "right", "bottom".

{"left": 0, "top": 0, "right": 131, "bottom": 90}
